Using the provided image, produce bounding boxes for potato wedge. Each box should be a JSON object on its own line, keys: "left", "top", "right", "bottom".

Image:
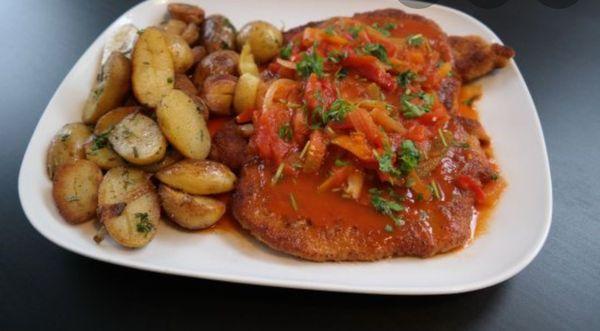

{"left": 156, "top": 159, "right": 236, "bottom": 195}
{"left": 82, "top": 52, "right": 132, "bottom": 124}
{"left": 47, "top": 123, "right": 93, "bottom": 179}
{"left": 156, "top": 90, "right": 210, "bottom": 159}
{"left": 109, "top": 112, "right": 167, "bottom": 165}
{"left": 98, "top": 167, "right": 159, "bottom": 248}
{"left": 136, "top": 148, "right": 183, "bottom": 173}
{"left": 52, "top": 159, "right": 103, "bottom": 224}
{"left": 164, "top": 32, "right": 194, "bottom": 73}
{"left": 94, "top": 106, "right": 141, "bottom": 135}
{"left": 84, "top": 135, "right": 126, "bottom": 170}
{"left": 238, "top": 43, "right": 259, "bottom": 76}
{"left": 233, "top": 73, "right": 260, "bottom": 114}
{"left": 159, "top": 185, "right": 225, "bottom": 230}
{"left": 132, "top": 27, "right": 175, "bottom": 108}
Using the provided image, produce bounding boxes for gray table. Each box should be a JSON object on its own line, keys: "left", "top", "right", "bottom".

{"left": 1, "top": 1, "right": 598, "bottom": 330}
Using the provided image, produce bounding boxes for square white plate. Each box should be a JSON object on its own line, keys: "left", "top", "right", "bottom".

{"left": 19, "top": 0, "right": 552, "bottom": 295}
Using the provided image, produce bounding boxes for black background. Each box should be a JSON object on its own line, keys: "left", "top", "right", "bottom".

{"left": 1, "top": 1, "right": 599, "bottom": 330}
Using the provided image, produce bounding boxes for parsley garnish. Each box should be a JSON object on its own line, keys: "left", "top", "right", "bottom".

{"left": 375, "top": 149, "right": 402, "bottom": 178}
{"left": 324, "top": 26, "right": 335, "bottom": 36}
{"left": 372, "top": 22, "right": 397, "bottom": 37}
{"left": 167, "top": 77, "right": 173, "bottom": 84}
{"left": 135, "top": 212, "right": 154, "bottom": 235}
{"left": 401, "top": 92, "right": 434, "bottom": 118}
{"left": 369, "top": 188, "right": 405, "bottom": 225}
{"left": 327, "top": 50, "right": 347, "bottom": 63}
{"left": 278, "top": 124, "right": 292, "bottom": 142}
{"left": 348, "top": 26, "right": 362, "bottom": 39}
{"left": 335, "top": 68, "right": 349, "bottom": 80}
{"left": 398, "top": 140, "right": 420, "bottom": 174}
{"left": 324, "top": 99, "right": 354, "bottom": 123}
{"left": 362, "top": 43, "right": 389, "bottom": 64}
{"left": 296, "top": 46, "right": 324, "bottom": 78}
{"left": 407, "top": 34, "right": 425, "bottom": 46}
{"left": 90, "top": 132, "right": 110, "bottom": 151}
{"left": 397, "top": 70, "right": 416, "bottom": 88}
{"left": 280, "top": 43, "right": 292, "bottom": 60}
{"left": 335, "top": 159, "right": 350, "bottom": 167}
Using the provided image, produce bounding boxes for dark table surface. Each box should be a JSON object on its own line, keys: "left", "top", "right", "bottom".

{"left": 1, "top": 0, "right": 599, "bottom": 330}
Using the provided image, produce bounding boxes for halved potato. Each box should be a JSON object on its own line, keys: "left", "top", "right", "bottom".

{"left": 174, "top": 74, "right": 209, "bottom": 120}
{"left": 167, "top": 3, "right": 205, "bottom": 24}
{"left": 98, "top": 167, "right": 160, "bottom": 248}
{"left": 236, "top": 21, "right": 283, "bottom": 64}
{"left": 156, "top": 90, "right": 210, "bottom": 159}
{"left": 159, "top": 185, "right": 225, "bottom": 230}
{"left": 82, "top": 52, "right": 132, "bottom": 124}
{"left": 108, "top": 112, "right": 167, "bottom": 165}
{"left": 94, "top": 106, "right": 141, "bottom": 135}
{"left": 164, "top": 32, "right": 194, "bottom": 73}
{"left": 192, "top": 50, "right": 239, "bottom": 88}
{"left": 233, "top": 73, "right": 260, "bottom": 114}
{"left": 132, "top": 27, "right": 175, "bottom": 108}
{"left": 47, "top": 123, "right": 93, "bottom": 179}
{"left": 136, "top": 148, "right": 184, "bottom": 173}
{"left": 84, "top": 135, "right": 126, "bottom": 170}
{"left": 238, "top": 43, "right": 259, "bottom": 76}
{"left": 203, "top": 74, "right": 237, "bottom": 115}
{"left": 52, "top": 159, "right": 103, "bottom": 224}
{"left": 156, "top": 159, "right": 236, "bottom": 195}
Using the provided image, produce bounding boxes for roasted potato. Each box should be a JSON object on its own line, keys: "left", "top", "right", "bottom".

{"left": 136, "top": 148, "right": 183, "bottom": 173}
{"left": 132, "top": 27, "right": 175, "bottom": 108}
{"left": 192, "top": 50, "right": 239, "bottom": 88}
{"left": 168, "top": 3, "right": 205, "bottom": 24}
{"left": 84, "top": 135, "right": 126, "bottom": 170}
{"left": 233, "top": 73, "right": 260, "bottom": 114}
{"left": 236, "top": 21, "right": 283, "bottom": 64}
{"left": 156, "top": 159, "right": 236, "bottom": 195}
{"left": 174, "top": 74, "right": 209, "bottom": 120}
{"left": 156, "top": 90, "right": 211, "bottom": 159}
{"left": 238, "top": 43, "right": 259, "bottom": 76}
{"left": 201, "top": 15, "right": 236, "bottom": 53}
{"left": 191, "top": 45, "right": 207, "bottom": 65}
{"left": 98, "top": 167, "right": 159, "bottom": 248}
{"left": 82, "top": 52, "right": 132, "bottom": 124}
{"left": 203, "top": 74, "right": 237, "bottom": 115}
{"left": 52, "top": 159, "right": 103, "bottom": 224}
{"left": 47, "top": 123, "right": 93, "bottom": 179}
{"left": 109, "top": 112, "right": 167, "bottom": 165}
{"left": 164, "top": 32, "right": 194, "bottom": 73}
{"left": 94, "top": 106, "right": 141, "bottom": 135}
{"left": 161, "top": 18, "right": 187, "bottom": 36}
{"left": 159, "top": 185, "right": 225, "bottom": 230}
{"left": 181, "top": 22, "right": 200, "bottom": 45}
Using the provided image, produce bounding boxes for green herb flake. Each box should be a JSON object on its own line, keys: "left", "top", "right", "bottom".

{"left": 399, "top": 140, "right": 420, "bottom": 174}
{"left": 375, "top": 149, "right": 402, "bottom": 178}
{"left": 278, "top": 124, "right": 292, "bottom": 142}
{"left": 296, "top": 46, "right": 324, "bottom": 78}
{"left": 401, "top": 92, "right": 434, "bottom": 118}
{"left": 335, "top": 68, "right": 349, "bottom": 80}
{"left": 323, "top": 98, "right": 354, "bottom": 124}
{"left": 324, "top": 25, "right": 335, "bottom": 36}
{"left": 280, "top": 43, "right": 293, "bottom": 60}
{"left": 167, "top": 77, "right": 173, "bottom": 84}
{"left": 90, "top": 132, "right": 110, "bottom": 151}
{"left": 407, "top": 34, "right": 425, "bottom": 46}
{"left": 372, "top": 22, "right": 397, "bottom": 37}
{"left": 430, "top": 180, "right": 442, "bottom": 200}
{"left": 397, "top": 70, "right": 416, "bottom": 88}
{"left": 334, "top": 159, "right": 350, "bottom": 167}
{"left": 327, "top": 50, "right": 347, "bottom": 64}
{"left": 362, "top": 43, "right": 389, "bottom": 64}
{"left": 348, "top": 26, "right": 362, "bottom": 39}
{"left": 135, "top": 212, "right": 154, "bottom": 235}
{"left": 369, "top": 188, "right": 405, "bottom": 225}
{"left": 59, "top": 133, "right": 71, "bottom": 142}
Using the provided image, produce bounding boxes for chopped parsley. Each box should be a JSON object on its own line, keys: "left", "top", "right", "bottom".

{"left": 280, "top": 43, "right": 293, "bottom": 60}
{"left": 372, "top": 22, "right": 397, "bottom": 37}
{"left": 369, "top": 188, "right": 405, "bottom": 226}
{"left": 334, "top": 159, "right": 350, "bottom": 167}
{"left": 407, "top": 34, "right": 425, "bottom": 46}
{"left": 296, "top": 46, "right": 324, "bottom": 78}
{"left": 401, "top": 92, "right": 434, "bottom": 118}
{"left": 398, "top": 140, "right": 420, "bottom": 174}
{"left": 59, "top": 133, "right": 71, "bottom": 142}
{"left": 278, "top": 124, "right": 292, "bottom": 142}
{"left": 397, "top": 70, "right": 416, "bottom": 88}
{"left": 348, "top": 26, "right": 362, "bottom": 39}
{"left": 375, "top": 149, "right": 402, "bottom": 178}
{"left": 324, "top": 25, "right": 335, "bottom": 36}
{"left": 362, "top": 43, "right": 389, "bottom": 64}
{"left": 335, "top": 68, "right": 349, "bottom": 80}
{"left": 135, "top": 212, "right": 154, "bottom": 235}
{"left": 323, "top": 99, "right": 354, "bottom": 123}
{"left": 167, "top": 77, "right": 173, "bottom": 84}
{"left": 327, "top": 50, "right": 347, "bottom": 63}
{"left": 90, "top": 132, "right": 110, "bottom": 151}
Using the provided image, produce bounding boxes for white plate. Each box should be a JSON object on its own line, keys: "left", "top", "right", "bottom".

{"left": 18, "top": 0, "right": 552, "bottom": 295}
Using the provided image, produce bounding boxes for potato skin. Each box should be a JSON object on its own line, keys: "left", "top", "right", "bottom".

{"left": 94, "top": 106, "right": 141, "bottom": 135}
{"left": 156, "top": 89, "right": 211, "bottom": 159}
{"left": 236, "top": 21, "right": 283, "bottom": 64}
{"left": 193, "top": 50, "right": 239, "bottom": 89}
{"left": 168, "top": 3, "right": 205, "bottom": 24}
{"left": 98, "top": 167, "right": 159, "bottom": 248}
{"left": 108, "top": 112, "right": 167, "bottom": 165}
{"left": 174, "top": 74, "right": 209, "bottom": 120}
{"left": 159, "top": 185, "right": 225, "bottom": 230}
{"left": 202, "top": 74, "right": 237, "bottom": 116}
{"left": 132, "top": 27, "right": 175, "bottom": 108}
{"left": 238, "top": 43, "right": 259, "bottom": 76}
{"left": 52, "top": 159, "right": 102, "bottom": 224}
{"left": 84, "top": 135, "right": 126, "bottom": 170}
{"left": 156, "top": 159, "right": 236, "bottom": 195}
{"left": 181, "top": 23, "right": 200, "bottom": 45}
{"left": 201, "top": 15, "right": 237, "bottom": 53}
{"left": 191, "top": 45, "right": 207, "bottom": 65}
{"left": 47, "top": 123, "right": 93, "bottom": 179}
{"left": 164, "top": 32, "right": 194, "bottom": 73}
{"left": 82, "top": 52, "right": 132, "bottom": 124}
{"left": 161, "top": 18, "right": 187, "bottom": 36}
{"left": 233, "top": 73, "right": 260, "bottom": 114}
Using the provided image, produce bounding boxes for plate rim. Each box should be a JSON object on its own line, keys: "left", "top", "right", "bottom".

{"left": 18, "top": 0, "right": 553, "bottom": 295}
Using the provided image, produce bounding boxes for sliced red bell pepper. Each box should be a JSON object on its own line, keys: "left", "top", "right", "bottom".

{"left": 456, "top": 175, "right": 486, "bottom": 204}
{"left": 341, "top": 55, "right": 397, "bottom": 91}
